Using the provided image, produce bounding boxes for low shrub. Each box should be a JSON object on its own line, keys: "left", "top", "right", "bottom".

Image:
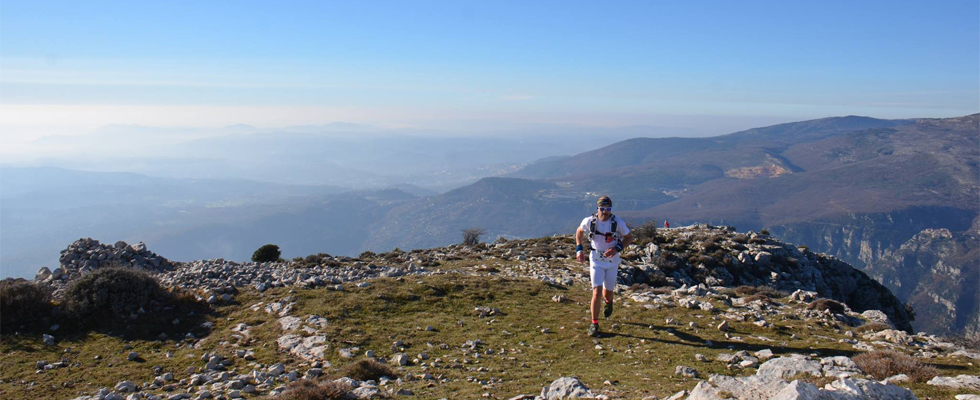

{"left": 0, "top": 279, "right": 53, "bottom": 333}
{"left": 732, "top": 234, "right": 750, "bottom": 244}
{"left": 340, "top": 359, "right": 396, "bottom": 381}
{"left": 855, "top": 322, "right": 892, "bottom": 333}
{"left": 273, "top": 379, "right": 350, "bottom": 400}
{"left": 252, "top": 244, "right": 282, "bottom": 263}
{"left": 62, "top": 267, "right": 166, "bottom": 320}
{"left": 852, "top": 351, "right": 938, "bottom": 382}
{"left": 743, "top": 294, "right": 770, "bottom": 303}
{"left": 358, "top": 251, "right": 376, "bottom": 259}
{"left": 734, "top": 285, "right": 786, "bottom": 299}
{"left": 806, "top": 298, "right": 847, "bottom": 314}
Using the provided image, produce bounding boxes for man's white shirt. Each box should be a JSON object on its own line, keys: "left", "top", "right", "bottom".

{"left": 579, "top": 216, "right": 630, "bottom": 268}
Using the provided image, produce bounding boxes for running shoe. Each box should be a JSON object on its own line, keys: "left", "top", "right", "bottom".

{"left": 604, "top": 300, "right": 613, "bottom": 318}
{"left": 588, "top": 323, "right": 599, "bottom": 337}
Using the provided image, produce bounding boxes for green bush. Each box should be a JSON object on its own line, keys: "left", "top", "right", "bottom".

{"left": 62, "top": 268, "right": 166, "bottom": 320}
{"left": 0, "top": 279, "right": 53, "bottom": 333}
{"left": 252, "top": 244, "right": 282, "bottom": 263}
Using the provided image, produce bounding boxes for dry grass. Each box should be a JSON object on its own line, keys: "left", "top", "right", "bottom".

{"left": 272, "top": 379, "right": 350, "bottom": 400}
{"left": 733, "top": 285, "right": 785, "bottom": 299}
{"left": 852, "top": 351, "right": 938, "bottom": 382}
{"left": 340, "top": 359, "right": 397, "bottom": 381}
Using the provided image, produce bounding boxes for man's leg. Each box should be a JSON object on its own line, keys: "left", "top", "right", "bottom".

{"left": 602, "top": 266, "right": 616, "bottom": 317}
{"left": 591, "top": 286, "right": 603, "bottom": 321}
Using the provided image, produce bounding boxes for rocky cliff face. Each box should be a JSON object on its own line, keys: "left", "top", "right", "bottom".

{"left": 770, "top": 208, "right": 979, "bottom": 338}
{"left": 870, "top": 227, "right": 980, "bottom": 339}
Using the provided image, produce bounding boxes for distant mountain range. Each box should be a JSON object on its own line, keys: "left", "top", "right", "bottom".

{"left": 358, "top": 114, "right": 979, "bottom": 338}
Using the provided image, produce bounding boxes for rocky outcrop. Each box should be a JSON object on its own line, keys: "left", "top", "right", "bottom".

{"left": 687, "top": 355, "right": 917, "bottom": 400}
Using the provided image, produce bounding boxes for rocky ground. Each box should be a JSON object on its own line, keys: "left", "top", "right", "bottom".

{"left": 5, "top": 226, "right": 980, "bottom": 399}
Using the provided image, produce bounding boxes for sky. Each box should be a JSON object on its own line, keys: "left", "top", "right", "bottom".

{"left": 1, "top": 0, "right": 978, "bottom": 148}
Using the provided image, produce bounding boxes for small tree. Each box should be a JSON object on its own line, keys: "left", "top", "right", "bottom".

{"left": 252, "top": 244, "right": 281, "bottom": 263}
{"left": 461, "top": 228, "right": 487, "bottom": 246}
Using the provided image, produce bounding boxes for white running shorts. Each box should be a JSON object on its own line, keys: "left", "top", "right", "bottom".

{"left": 590, "top": 264, "right": 618, "bottom": 290}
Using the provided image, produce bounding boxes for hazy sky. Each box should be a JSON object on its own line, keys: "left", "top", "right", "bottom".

{"left": 1, "top": 1, "right": 977, "bottom": 145}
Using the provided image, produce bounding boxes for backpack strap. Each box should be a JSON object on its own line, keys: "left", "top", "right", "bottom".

{"left": 588, "top": 214, "right": 598, "bottom": 241}
{"left": 610, "top": 215, "right": 618, "bottom": 238}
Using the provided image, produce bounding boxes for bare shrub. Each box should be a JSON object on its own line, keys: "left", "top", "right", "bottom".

{"left": 650, "top": 287, "right": 673, "bottom": 295}
{"left": 0, "top": 279, "right": 53, "bottom": 333}
{"left": 806, "top": 298, "right": 847, "bottom": 314}
{"left": 62, "top": 267, "right": 166, "bottom": 320}
{"left": 630, "top": 219, "right": 658, "bottom": 242}
{"left": 855, "top": 322, "right": 892, "bottom": 333}
{"left": 852, "top": 351, "right": 938, "bottom": 382}
{"left": 743, "top": 294, "right": 769, "bottom": 303}
{"left": 461, "top": 228, "right": 487, "bottom": 246}
{"left": 273, "top": 379, "right": 350, "bottom": 400}
{"left": 340, "top": 359, "right": 397, "bottom": 381}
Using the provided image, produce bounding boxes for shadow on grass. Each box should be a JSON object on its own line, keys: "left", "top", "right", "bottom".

{"left": 615, "top": 321, "right": 861, "bottom": 357}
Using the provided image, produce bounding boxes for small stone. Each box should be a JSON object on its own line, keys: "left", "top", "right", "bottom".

{"left": 675, "top": 365, "right": 699, "bottom": 378}
{"left": 717, "top": 321, "right": 729, "bottom": 332}
{"left": 128, "top": 352, "right": 139, "bottom": 361}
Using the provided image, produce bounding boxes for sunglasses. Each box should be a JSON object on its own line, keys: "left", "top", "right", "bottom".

{"left": 598, "top": 207, "right": 612, "bottom": 211}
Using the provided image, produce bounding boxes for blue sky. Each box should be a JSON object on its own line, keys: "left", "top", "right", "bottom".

{"left": 1, "top": 0, "right": 977, "bottom": 139}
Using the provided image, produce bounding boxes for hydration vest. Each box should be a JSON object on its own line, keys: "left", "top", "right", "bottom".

{"left": 587, "top": 214, "right": 620, "bottom": 242}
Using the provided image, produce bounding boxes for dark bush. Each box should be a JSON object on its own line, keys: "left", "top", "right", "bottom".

{"left": 760, "top": 229, "right": 770, "bottom": 235}
{"left": 273, "top": 379, "right": 350, "bottom": 400}
{"left": 62, "top": 268, "right": 166, "bottom": 320}
{"left": 461, "top": 228, "right": 487, "bottom": 246}
{"left": 748, "top": 237, "right": 767, "bottom": 245}
{"left": 0, "top": 279, "right": 53, "bottom": 333}
{"left": 732, "top": 234, "right": 749, "bottom": 244}
{"left": 358, "top": 251, "right": 376, "bottom": 259}
{"left": 252, "top": 244, "right": 282, "bottom": 263}
{"left": 806, "top": 298, "right": 847, "bottom": 314}
{"left": 853, "top": 351, "right": 937, "bottom": 382}
{"left": 340, "top": 359, "right": 397, "bottom": 381}
{"left": 701, "top": 236, "right": 722, "bottom": 252}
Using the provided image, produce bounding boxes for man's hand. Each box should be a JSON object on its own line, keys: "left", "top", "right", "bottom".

{"left": 576, "top": 251, "right": 587, "bottom": 263}
{"left": 602, "top": 248, "right": 618, "bottom": 258}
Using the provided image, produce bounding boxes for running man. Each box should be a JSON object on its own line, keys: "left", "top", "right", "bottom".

{"left": 575, "top": 196, "right": 633, "bottom": 337}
